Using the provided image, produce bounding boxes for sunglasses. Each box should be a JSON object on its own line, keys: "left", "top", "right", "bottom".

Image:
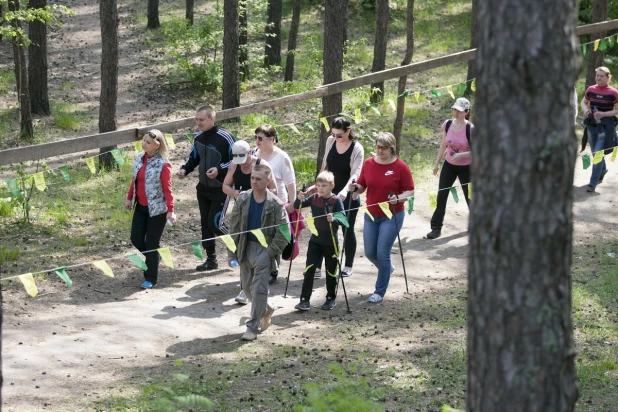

{"left": 147, "top": 131, "right": 158, "bottom": 139}
{"left": 376, "top": 145, "right": 390, "bottom": 151}
{"left": 331, "top": 132, "right": 345, "bottom": 139}
{"left": 231, "top": 153, "right": 247, "bottom": 158}
{"left": 254, "top": 134, "right": 270, "bottom": 141}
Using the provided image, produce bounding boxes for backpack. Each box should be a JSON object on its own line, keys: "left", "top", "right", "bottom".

{"left": 445, "top": 120, "right": 471, "bottom": 147}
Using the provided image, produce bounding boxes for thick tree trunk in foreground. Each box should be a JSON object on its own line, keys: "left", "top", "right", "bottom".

{"left": 10, "top": 0, "right": 34, "bottom": 140}
{"left": 392, "top": 0, "right": 414, "bottom": 155}
{"left": 585, "top": 0, "right": 608, "bottom": 87}
{"left": 370, "top": 0, "right": 389, "bottom": 103}
{"left": 264, "top": 0, "right": 282, "bottom": 66}
{"left": 284, "top": 0, "right": 302, "bottom": 82}
{"left": 29, "top": 0, "right": 50, "bottom": 116}
{"left": 239, "top": 0, "right": 249, "bottom": 81}
{"left": 186, "top": 0, "right": 194, "bottom": 26}
{"left": 223, "top": 0, "right": 240, "bottom": 111}
{"left": 468, "top": 0, "right": 581, "bottom": 410}
{"left": 147, "top": 0, "right": 160, "bottom": 29}
{"left": 99, "top": 0, "right": 119, "bottom": 169}
{"left": 464, "top": 0, "right": 478, "bottom": 96}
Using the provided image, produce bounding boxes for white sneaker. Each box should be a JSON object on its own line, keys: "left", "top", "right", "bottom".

{"left": 241, "top": 328, "right": 257, "bottom": 341}
{"left": 235, "top": 290, "right": 249, "bottom": 305}
{"left": 314, "top": 268, "right": 323, "bottom": 278}
{"left": 367, "top": 293, "right": 384, "bottom": 303}
{"left": 341, "top": 267, "right": 353, "bottom": 277}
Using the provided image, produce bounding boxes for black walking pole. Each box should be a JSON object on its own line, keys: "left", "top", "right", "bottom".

{"left": 326, "top": 205, "right": 350, "bottom": 313}
{"left": 284, "top": 184, "right": 306, "bottom": 298}
{"left": 335, "top": 180, "right": 355, "bottom": 298}
{"left": 390, "top": 192, "right": 409, "bottom": 294}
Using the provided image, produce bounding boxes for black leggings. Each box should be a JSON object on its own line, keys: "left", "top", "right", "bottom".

{"left": 430, "top": 161, "right": 470, "bottom": 230}
{"left": 130, "top": 204, "right": 167, "bottom": 284}
{"left": 301, "top": 240, "right": 338, "bottom": 301}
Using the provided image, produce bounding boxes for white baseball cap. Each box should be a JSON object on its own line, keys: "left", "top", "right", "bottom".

{"left": 231, "top": 140, "right": 251, "bottom": 164}
{"left": 451, "top": 97, "right": 470, "bottom": 112}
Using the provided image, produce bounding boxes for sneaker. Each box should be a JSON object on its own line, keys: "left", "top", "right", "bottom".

{"left": 314, "top": 268, "right": 323, "bottom": 279}
{"left": 367, "top": 293, "right": 383, "bottom": 303}
{"left": 196, "top": 259, "right": 218, "bottom": 271}
{"left": 235, "top": 290, "right": 249, "bottom": 305}
{"left": 587, "top": 185, "right": 595, "bottom": 193}
{"left": 260, "top": 304, "right": 275, "bottom": 331}
{"left": 341, "top": 267, "right": 353, "bottom": 277}
{"left": 320, "top": 298, "right": 337, "bottom": 310}
{"left": 294, "top": 299, "right": 311, "bottom": 311}
{"left": 599, "top": 169, "right": 608, "bottom": 184}
{"left": 241, "top": 328, "right": 257, "bottom": 341}
{"left": 141, "top": 280, "right": 155, "bottom": 289}
{"left": 425, "top": 229, "right": 441, "bottom": 239}
{"left": 268, "top": 273, "right": 278, "bottom": 285}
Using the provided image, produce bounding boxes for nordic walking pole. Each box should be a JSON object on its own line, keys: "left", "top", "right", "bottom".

{"left": 335, "top": 179, "right": 355, "bottom": 297}
{"left": 389, "top": 192, "right": 409, "bottom": 294}
{"left": 326, "top": 206, "right": 350, "bottom": 313}
{"left": 284, "top": 184, "right": 306, "bottom": 298}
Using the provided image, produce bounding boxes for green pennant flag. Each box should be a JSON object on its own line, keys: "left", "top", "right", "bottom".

{"left": 278, "top": 223, "right": 292, "bottom": 242}
{"left": 431, "top": 89, "right": 442, "bottom": 97}
{"left": 599, "top": 39, "right": 608, "bottom": 51}
{"left": 126, "top": 253, "right": 148, "bottom": 271}
{"left": 582, "top": 154, "right": 591, "bottom": 169}
{"left": 7, "top": 179, "right": 20, "bottom": 197}
{"left": 368, "top": 104, "right": 381, "bottom": 116}
{"left": 332, "top": 211, "right": 349, "bottom": 228}
{"left": 186, "top": 133, "right": 194, "bottom": 145}
{"left": 457, "top": 83, "right": 467, "bottom": 94}
{"left": 191, "top": 241, "right": 203, "bottom": 260}
{"left": 54, "top": 267, "right": 73, "bottom": 287}
{"left": 407, "top": 197, "right": 414, "bottom": 215}
{"left": 582, "top": 43, "right": 587, "bottom": 56}
{"left": 609, "top": 36, "right": 615, "bottom": 48}
{"left": 402, "top": 90, "right": 410, "bottom": 97}
{"left": 303, "top": 120, "right": 315, "bottom": 131}
{"left": 110, "top": 149, "right": 125, "bottom": 166}
{"left": 450, "top": 187, "right": 459, "bottom": 203}
{"left": 58, "top": 165, "right": 71, "bottom": 182}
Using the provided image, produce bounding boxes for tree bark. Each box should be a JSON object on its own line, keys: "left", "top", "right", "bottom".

{"left": 239, "top": 0, "right": 249, "bottom": 81}
{"left": 28, "top": 0, "right": 50, "bottom": 116}
{"left": 468, "top": 0, "right": 581, "bottom": 410}
{"left": 99, "top": 0, "right": 119, "bottom": 169}
{"left": 392, "top": 0, "right": 414, "bottom": 155}
{"left": 264, "top": 0, "right": 282, "bottom": 67}
{"left": 223, "top": 0, "right": 240, "bottom": 111}
{"left": 10, "top": 0, "right": 34, "bottom": 140}
{"left": 317, "top": 0, "right": 348, "bottom": 174}
{"left": 464, "top": 0, "right": 478, "bottom": 96}
{"left": 284, "top": 0, "right": 302, "bottom": 82}
{"left": 186, "top": 0, "right": 194, "bottom": 26}
{"left": 584, "top": 0, "right": 608, "bottom": 87}
{"left": 370, "top": 0, "right": 389, "bottom": 103}
{"left": 147, "top": 0, "right": 160, "bottom": 29}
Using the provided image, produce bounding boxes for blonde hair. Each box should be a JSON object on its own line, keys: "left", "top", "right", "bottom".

{"left": 316, "top": 170, "right": 335, "bottom": 185}
{"left": 596, "top": 66, "right": 612, "bottom": 82}
{"left": 376, "top": 132, "right": 396, "bottom": 156}
{"left": 196, "top": 105, "right": 216, "bottom": 119}
{"left": 146, "top": 129, "right": 169, "bottom": 159}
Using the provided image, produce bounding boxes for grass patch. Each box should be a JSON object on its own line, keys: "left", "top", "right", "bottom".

{"left": 0, "top": 69, "right": 14, "bottom": 94}
{"left": 51, "top": 101, "right": 90, "bottom": 131}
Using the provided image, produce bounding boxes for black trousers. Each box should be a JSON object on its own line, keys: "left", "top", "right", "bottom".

{"left": 130, "top": 204, "right": 167, "bottom": 284}
{"left": 316, "top": 195, "right": 359, "bottom": 270}
{"left": 301, "top": 240, "right": 338, "bottom": 301}
{"left": 196, "top": 184, "right": 227, "bottom": 258}
{"left": 430, "top": 161, "right": 470, "bottom": 230}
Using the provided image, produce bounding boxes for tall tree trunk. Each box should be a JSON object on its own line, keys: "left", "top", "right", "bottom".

{"left": 585, "top": 0, "right": 608, "bottom": 87}
{"left": 468, "top": 0, "right": 581, "bottom": 410}
{"left": 464, "top": 0, "right": 478, "bottom": 96}
{"left": 223, "top": 0, "right": 240, "bottom": 111}
{"left": 264, "top": 0, "right": 282, "bottom": 67}
{"left": 317, "top": 0, "right": 348, "bottom": 174}
{"left": 239, "top": 0, "right": 249, "bottom": 81}
{"left": 28, "top": 0, "right": 50, "bottom": 116}
{"left": 284, "top": 0, "right": 302, "bottom": 82}
{"left": 10, "top": 0, "right": 34, "bottom": 140}
{"left": 370, "top": 0, "right": 389, "bottom": 103}
{"left": 99, "top": 0, "right": 119, "bottom": 169}
{"left": 147, "top": 0, "right": 160, "bottom": 29}
{"left": 392, "top": 0, "right": 414, "bottom": 155}
{"left": 186, "top": 0, "right": 194, "bottom": 26}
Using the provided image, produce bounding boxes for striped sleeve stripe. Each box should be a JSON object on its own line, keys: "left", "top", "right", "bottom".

{"left": 218, "top": 129, "right": 236, "bottom": 169}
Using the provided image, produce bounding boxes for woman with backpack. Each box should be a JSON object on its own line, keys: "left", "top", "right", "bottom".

{"left": 426, "top": 97, "right": 473, "bottom": 240}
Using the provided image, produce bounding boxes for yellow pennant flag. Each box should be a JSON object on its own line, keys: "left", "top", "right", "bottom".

{"left": 594, "top": 39, "right": 600, "bottom": 51}
{"left": 354, "top": 108, "right": 362, "bottom": 124}
{"left": 219, "top": 234, "right": 237, "bottom": 253}
{"left": 85, "top": 156, "right": 96, "bottom": 174}
{"left": 305, "top": 217, "right": 319, "bottom": 236}
{"left": 288, "top": 124, "right": 301, "bottom": 135}
{"left": 593, "top": 150, "right": 604, "bottom": 165}
{"left": 378, "top": 202, "right": 393, "bottom": 219}
{"left": 93, "top": 260, "right": 114, "bottom": 277}
{"left": 133, "top": 141, "right": 142, "bottom": 153}
{"left": 611, "top": 147, "right": 617, "bottom": 162}
{"left": 359, "top": 205, "right": 374, "bottom": 221}
{"left": 429, "top": 193, "right": 438, "bottom": 211}
{"left": 468, "top": 182, "right": 473, "bottom": 199}
{"left": 164, "top": 134, "right": 176, "bottom": 149}
{"left": 250, "top": 229, "right": 269, "bottom": 248}
{"left": 471, "top": 79, "right": 476, "bottom": 92}
{"left": 320, "top": 117, "right": 330, "bottom": 131}
{"left": 19, "top": 273, "right": 38, "bottom": 297}
{"left": 157, "top": 247, "right": 174, "bottom": 269}
{"left": 388, "top": 99, "right": 396, "bottom": 111}
{"left": 414, "top": 91, "right": 420, "bottom": 103}
{"left": 446, "top": 85, "right": 455, "bottom": 100}
{"left": 33, "top": 172, "right": 47, "bottom": 191}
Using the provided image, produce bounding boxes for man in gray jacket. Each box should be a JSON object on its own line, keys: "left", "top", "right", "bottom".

{"left": 226, "top": 164, "right": 289, "bottom": 341}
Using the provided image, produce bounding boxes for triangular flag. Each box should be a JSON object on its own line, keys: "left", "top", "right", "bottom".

{"left": 414, "top": 91, "right": 420, "bottom": 103}
{"left": 431, "top": 89, "right": 442, "bottom": 97}
{"left": 110, "top": 148, "right": 125, "bottom": 166}
{"left": 7, "top": 179, "right": 20, "bottom": 196}
{"left": 446, "top": 85, "right": 455, "bottom": 100}
{"left": 609, "top": 36, "right": 615, "bottom": 48}
{"left": 582, "top": 43, "right": 587, "bottom": 56}
{"left": 378, "top": 202, "right": 393, "bottom": 219}
{"left": 32, "top": 172, "right": 46, "bottom": 191}
{"left": 303, "top": 120, "right": 315, "bottom": 131}
{"left": 19, "top": 273, "right": 38, "bottom": 297}
{"left": 93, "top": 260, "right": 115, "bottom": 277}
{"left": 305, "top": 217, "right": 318, "bottom": 236}
{"left": 279, "top": 224, "right": 292, "bottom": 242}
{"left": 157, "top": 247, "right": 174, "bottom": 269}
{"left": 594, "top": 39, "right": 600, "bottom": 51}
{"left": 471, "top": 79, "right": 476, "bottom": 92}
{"left": 354, "top": 108, "right": 362, "bottom": 124}
{"left": 58, "top": 165, "right": 71, "bottom": 182}
{"left": 468, "top": 182, "right": 472, "bottom": 199}
{"left": 24, "top": 176, "right": 34, "bottom": 189}
{"left": 388, "top": 99, "right": 396, "bottom": 111}
{"left": 368, "top": 104, "right": 381, "bottom": 116}
{"left": 599, "top": 39, "right": 608, "bottom": 51}
{"left": 288, "top": 124, "right": 301, "bottom": 135}
{"left": 407, "top": 197, "right": 414, "bottom": 215}
{"left": 429, "top": 193, "right": 438, "bottom": 211}
{"left": 332, "top": 211, "right": 349, "bottom": 228}
{"left": 85, "top": 156, "right": 96, "bottom": 174}
{"left": 164, "top": 134, "right": 176, "bottom": 149}
{"left": 450, "top": 187, "right": 459, "bottom": 203}
{"left": 593, "top": 150, "right": 604, "bottom": 165}
{"left": 320, "top": 117, "right": 330, "bottom": 131}
{"left": 582, "top": 154, "right": 591, "bottom": 169}
{"left": 186, "top": 133, "right": 194, "bottom": 145}
{"left": 190, "top": 241, "right": 203, "bottom": 260}
{"left": 54, "top": 267, "right": 72, "bottom": 287}
{"left": 402, "top": 90, "right": 410, "bottom": 97}
{"left": 126, "top": 254, "right": 148, "bottom": 271}
{"left": 457, "top": 83, "right": 467, "bottom": 94}
{"left": 219, "top": 234, "right": 237, "bottom": 253}
{"left": 250, "top": 229, "right": 268, "bottom": 248}
{"left": 359, "top": 205, "right": 374, "bottom": 221}
{"left": 133, "top": 141, "right": 142, "bottom": 153}
{"left": 611, "top": 147, "right": 617, "bottom": 162}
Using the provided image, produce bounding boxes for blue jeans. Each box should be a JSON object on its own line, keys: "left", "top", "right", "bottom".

{"left": 363, "top": 210, "right": 404, "bottom": 297}
{"left": 588, "top": 125, "right": 609, "bottom": 188}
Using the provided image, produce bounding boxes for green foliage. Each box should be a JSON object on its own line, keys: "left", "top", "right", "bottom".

{"left": 0, "top": 4, "right": 74, "bottom": 45}
{"left": 292, "top": 156, "right": 316, "bottom": 188}
{"left": 0, "top": 244, "right": 20, "bottom": 266}
{"left": 51, "top": 101, "right": 89, "bottom": 131}
{"left": 0, "top": 70, "right": 14, "bottom": 94}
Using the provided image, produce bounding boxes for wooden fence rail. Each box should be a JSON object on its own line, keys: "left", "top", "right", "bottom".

{"left": 1, "top": 19, "right": 617, "bottom": 166}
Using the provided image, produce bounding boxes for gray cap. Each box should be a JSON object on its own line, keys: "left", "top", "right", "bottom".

{"left": 451, "top": 97, "right": 470, "bottom": 112}
{"left": 231, "top": 140, "right": 251, "bottom": 164}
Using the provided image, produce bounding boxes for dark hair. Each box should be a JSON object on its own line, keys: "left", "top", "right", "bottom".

{"left": 331, "top": 116, "right": 357, "bottom": 141}
{"left": 255, "top": 124, "right": 278, "bottom": 143}
{"left": 465, "top": 109, "right": 471, "bottom": 121}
